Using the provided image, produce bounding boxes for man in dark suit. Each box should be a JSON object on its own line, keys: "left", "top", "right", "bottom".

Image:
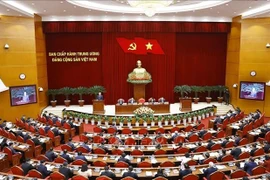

{"left": 217, "top": 149, "right": 226, "bottom": 162}
{"left": 8, "top": 142, "right": 20, "bottom": 155}
{"left": 206, "top": 139, "right": 215, "bottom": 150}
{"left": 234, "top": 134, "right": 241, "bottom": 146}
{"left": 66, "top": 138, "right": 75, "bottom": 151}
{"left": 61, "top": 150, "right": 73, "bottom": 163}
{"left": 81, "top": 141, "right": 91, "bottom": 152}
{"left": 179, "top": 163, "right": 192, "bottom": 179}
{"left": 52, "top": 116, "right": 59, "bottom": 125}
{"left": 244, "top": 157, "right": 257, "bottom": 175}
{"left": 221, "top": 137, "right": 229, "bottom": 148}
{"left": 32, "top": 134, "right": 42, "bottom": 146}
{"left": 96, "top": 92, "right": 103, "bottom": 100}
{"left": 122, "top": 166, "right": 138, "bottom": 179}
{"left": 263, "top": 141, "right": 270, "bottom": 153}
{"left": 259, "top": 155, "right": 270, "bottom": 172}
{"left": 75, "top": 151, "right": 87, "bottom": 162}
{"left": 230, "top": 146, "right": 242, "bottom": 159}
{"left": 203, "top": 162, "right": 218, "bottom": 179}
{"left": 45, "top": 148, "right": 57, "bottom": 162}
{"left": 198, "top": 128, "right": 207, "bottom": 138}
{"left": 250, "top": 143, "right": 258, "bottom": 156}
{"left": 118, "top": 153, "right": 131, "bottom": 165}
{"left": 98, "top": 141, "right": 108, "bottom": 153}
{"left": 51, "top": 127, "right": 60, "bottom": 136}
{"left": 59, "top": 162, "right": 73, "bottom": 180}
{"left": 100, "top": 165, "right": 116, "bottom": 178}
{"left": 21, "top": 158, "right": 35, "bottom": 175}
{"left": 44, "top": 123, "right": 50, "bottom": 133}
{"left": 37, "top": 160, "right": 51, "bottom": 178}
{"left": 23, "top": 133, "right": 31, "bottom": 142}
{"left": 0, "top": 120, "right": 7, "bottom": 128}
{"left": 213, "top": 116, "right": 222, "bottom": 130}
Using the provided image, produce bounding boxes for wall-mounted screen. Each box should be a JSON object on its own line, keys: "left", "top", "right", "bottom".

{"left": 10, "top": 85, "right": 37, "bottom": 106}
{"left": 239, "top": 81, "right": 265, "bottom": 101}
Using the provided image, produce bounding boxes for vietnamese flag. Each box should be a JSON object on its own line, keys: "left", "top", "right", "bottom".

{"left": 117, "top": 37, "right": 164, "bottom": 55}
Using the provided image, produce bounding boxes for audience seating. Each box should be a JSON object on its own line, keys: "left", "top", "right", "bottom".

{"left": 50, "top": 172, "right": 65, "bottom": 180}
{"left": 229, "top": 169, "right": 249, "bottom": 179}
{"left": 27, "top": 169, "right": 43, "bottom": 178}
{"left": 72, "top": 175, "right": 88, "bottom": 180}
{"left": 61, "top": 144, "right": 73, "bottom": 152}
{"left": 203, "top": 171, "right": 225, "bottom": 180}
{"left": 182, "top": 174, "right": 199, "bottom": 180}
{"left": 3, "top": 147, "right": 21, "bottom": 166}
{"left": 114, "top": 161, "right": 129, "bottom": 168}
{"left": 10, "top": 166, "right": 24, "bottom": 176}
{"left": 251, "top": 166, "right": 267, "bottom": 175}
{"left": 96, "top": 176, "right": 112, "bottom": 180}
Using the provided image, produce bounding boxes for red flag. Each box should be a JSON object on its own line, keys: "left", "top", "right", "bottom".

{"left": 117, "top": 37, "right": 164, "bottom": 55}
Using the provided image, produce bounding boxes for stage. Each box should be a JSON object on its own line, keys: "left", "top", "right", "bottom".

{"left": 43, "top": 102, "right": 234, "bottom": 117}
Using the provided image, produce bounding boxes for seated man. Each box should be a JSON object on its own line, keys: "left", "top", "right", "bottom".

{"left": 98, "top": 141, "right": 109, "bottom": 153}
{"left": 61, "top": 149, "right": 73, "bottom": 163}
{"left": 59, "top": 162, "right": 74, "bottom": 179}
{"left": 206, "top": 139, "right": 215, "bottom": 150}
{"left": 75, "top": 151, "right": 87, "bottom": 162}
{"left": 234, "top": 134, "right": 241, "bottom": 146}
{"left": 45, "top": 148, "right": 57, "bottom": 162}
{"left": 100, "top": 165, "right": 116, "bottom": 179}
{"left": 249, "top": 143, "right": 258, "bottom": 156}
{"left": 221, "top": 137, "right": 230, "bottom": 148}
{"left": 37, "top": 160, "right": 51, "bottom": 178}
{"left": 155, "top": 168, "right": 167, "bottom": 178}
{"left": 117, "top": 98, "right": 125, "bottom": 105}
{"left": 179, "top": 163, "right": 192, "bottom": 179}
{"left": 244, "top": 157, "right": 257, "bottom": 175}
{"left": 32, "top": 134, "right": 42, "bottom": 146}
{"left": 203, "top": 162, "right": 218, "bottom": 180}
{"left": 148, "top": 97, "right": 156, "bottom": 103}
{"left": 44, "top": 123, "right": 51, "bottom": 133}
{"left": 170, "top": 131, "right": 179, "bottom": 142}
{"left": 21, "top": 158, "right": 35, "bottom": 175}
{"left": 263, "top": 141, "right": 270, "bottom": 153}
{"left": 81, "top": 141, "right": 91, "bottom": 152}
{"left": 66, "top": 138, "right": 75, "bottom": 151}
{"left": 217, "top": 149, "right": 227, "bottom": 162}
{"left": 122, "top": 166, "right": 138, "bottom": 179}
{"left": 198, "top": 128, "right": 207, "bottom": 138}
{"left": 128, "top": 97, "right": 136, "bottom": 104}
{"left": 259, "top": 155, "right": 270, "bottom": 172}
{"left": 8, "top": 142, "right": 21, "bottom": 155}
{"left": 158, "top": 97, "right": 166, "bottom": 103}
{"left": 96, "top": 92, "right": 103, "bottom": 100}
{"left": 230, "top": 145, "right": 242, "bottom": 159}
{"left": 118, "top": 153, "right": 131, "bottom": 165}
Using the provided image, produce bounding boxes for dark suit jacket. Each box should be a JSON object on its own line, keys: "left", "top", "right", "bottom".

{"left": 221, "top": 140, "right": 228, "bottom": 148}
{"left": 234, "top": 137, "right": 241, "bottom": 146}
{"left": 44, "top": 126, "right": 50, "bottom": 133}
{"left": 261, "top": 159, "right": 270, "bottom": 172}
{"left": 45, "top": 151, "right": 57, "bottom": 162}
{"left": 61, "top": 153, "right": 73, "bottom": 163}
{"left": 97, "top": 94, "right": 103, "bottom": 100}
{"left": 81, "top": 143, "right": 91, "bottom": 152}
{"left": 263, "top": 144, "right": 270, "bottom": 153}
{"left": 52, "top": 128, "right": 59, "bottom": 136}
{"left": 100, "top": 170, "right": 116, "bottom": 178}
{"left": 230, "top": 148, "right": 242, "bottom": 159}
{"left": 59, "top": 166, "right": 73, "bottom": 180}
{"left": 67, "top": 142, "right": 75, "bottom": 151}
{"left": 122, "top": 171, "right": 138, "bottom": 179}
{"left": 154, "top": 172, "right": 167, "bottom": 178}
{"left": 217, "top": 154, "right": 225, "bottom": 162}
{"left": 179, "top": 169, "right": 192, "bottom": 179}
{"left": 21, "top": 162, "right": 35, "bottom": 175}
{"left": 203, "top": 167, "right": 218, "bottom": 179}
{"left": 207, "top": 142, "right": 215, "bottom": 150}
{"left": 37, "top": 164, "right": 51, "bottom": 178}
{"left": 118, "top": 157, "right": 131, "bottom": 165}
{"left": 32, "top": 137, "right": 42, "bottom": 146}
{"left": 9, "top": 146, "right": 18, "bottom": 155}
{"left": 75, "top": 155, "right": 87, "bottom": 162}
{"left": 250, "top": 148, "right": 258, "bottom": 156}
{"left": 198, "top": 130, "right": 207, "bottom": 138}
{"left": 244, "top": 162, "right": 257, "bottom": 175}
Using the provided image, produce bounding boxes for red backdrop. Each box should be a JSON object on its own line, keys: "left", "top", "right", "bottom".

{"left": 44, "top": 22, "right": 230, "bottom": 104}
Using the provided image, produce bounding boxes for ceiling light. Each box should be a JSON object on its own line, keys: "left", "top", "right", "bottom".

{"left": 242, "top": 4, "right": 270, "bottom": 18}
{"left": 31, "top": 3, "right": 34, "bottom": 5}
{"left": 249, "top": 7, "right": 252, "bottom": 9}
{"left": 127, "top": 0, "right": 173, "bottom": 17}
{"left": 60, "top": 1, "right": 63, "bottom": 3}
{"left": 0, "top": 1, "right": 35, "bottom": 16}
{"left": 63, "top": 10, "right": 66, "bottom": 12}
{"left": 44, "top": 10, "right": 46, "bottom": 12}
{"left": 226, "top": 4, "right": 228, "bottom": 6}
{"left": 6, "top": 9, "right": 9, "bottom": 11}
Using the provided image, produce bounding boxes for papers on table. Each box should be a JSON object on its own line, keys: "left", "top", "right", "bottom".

{"left": 216, "top": 165, "right": 226, "bottom": 170}
{"left": 199, "top": 168, "right": 206, "bottom": 173}
{"left": 18, "top": 145, "right": 26, "bottom": 149}
{"left": 230, "top": 125, "right": 240, "bottom": 129}
{"left": 186, "top": 144, "right": 197, "bottom": 149}
{"left": 208, "top": 129, "right": 217, "bottom": 134}
{"left": 45, "top": 164, "right": 55, "bottom": 171}
{"left": 193, "top": 155, "right": 204, "bottom": 161}
{"left": 209, "top": 152, "right": 219, "bottom": 158}
{"left": 145, "top": 171, "right": 153, "bottom": 176}
{"left": 150, "top": 158, "right": 157, "bottom": 164}
{"left": 147, "top": 146, "right": 156, "bottom": 150}
{"left": 240, "top": 162, "right": 245, "bottom": 168}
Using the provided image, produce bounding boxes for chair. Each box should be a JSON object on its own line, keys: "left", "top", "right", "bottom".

{"left": 10, "top": 166, "right": 24, "bottom": 176}
{"left": 61, "top": 144, "right": 73, "bottom": 152}
{"left": 121, "top": 176, "right": 137, "bottom": 180}
{"left": 221, "top": 155, "right": 234, "bottom": 162}
{"left": 203, "top": 158, "right": 217, "bottom": 164}
{"left": 239, "top": 138, "right": 248, "bottom": 146}
{"left": 131, "top": 149, "right": 144, "bottom": 156}
{"left": 39, "top": 128, "right": 46, "bottom": 136}
{"left": 93, "top": 160, "right": 107, "bottom": 167}
{"left": 47, "top": 130, "right": 61, "bottom": 147}
{"left": 155, "top": 128, "right": 165, "bottom": 134}
{"left": 202, "top": 132, "right": 212, "bottom": 140}
{"left": 76, "top": 146, "right": 89, "bottom": 153}
{"left": 93, "top": 126, "right": 102, "bottom": 133}
{"left": 171, "top": 127, "right": 180, "bottom": 133}
{"left": 225, "top": 141, "right": 234, "bottom": 148}
{"left": 137, "top": 161, "right": 152, "bottom": 168}
{"left": 111, "top": 148, "right": 123, "bottom": 155}
{"left": 182, "top": 174, "right": 199, "bottom": 180}
{"left": 175, "top": 147, "right": 189, "bottom": 154}
{"left": 29, "top": 125, "right": 36, "bottom": 133}
{"left": 48, "top": 119, "right": 54, "bottom": 126}
{"left": 141, "top": 137, "right": 152, "bottom": 145}
{"left": 230, "top": 169, "right": 248, "bottom": 179}
{"left": 8, "top": 132, "right": 17, "bottom": 141}
{"left": 125, "top": 137, "right": 136, "bottom": 145}
{"left": 196, "top": 124, "right": 205, "bottom": 130}
{"left": 152, "top": 177, "right": 168, "bottom": 180}
{"left": 156, "top": 137, "right": 167, "bottom": 144}
{"left": 56, "top": 121, "right": 62, "bottom": 127}
{"left": 37, "top": 155, "right": 49, "bottom": 161}
{"left": 202, "top": 171, "right": 225, "bottom": 180}
{"left": 96, "top": 176, "right": 112, "bottom": 180}
{"left": 54, "top": 156, "right": 67, "bottom": 163}
{"left": 210, "top": 144, "right": 222, "bottom": 150}
{"left": 3, "top": 147, "right": 21, "bottom": 166}
{"left": 108, "top": 137, "right": 120, "bottom": 144}
{"left": 26, "top": 139, "right": 42, "bottom": 158}
{"left": 114, "top": 161, "right": 129, "bottom": 168}
{"left": 154, "top": 149, "right": 166, "bottom": 155}
{"left": 122, "top": 128, "right": 132, "bottom": 134}
{"left": 93, "top": 147, "right": 106, "bottom": 154}
{"left": 160, "top": 161, "right": 175, "bottom": 167}
{"left": 253, "top": 148, "right": 264, "bottom": 156}
{"left": 237, "top": 125, "right": 249, "bottom": 137}
{"left": 79, "top": 134, "right": 89, "bottom": 142}
{"left": 50, "top": 172, "right": 65, "bottom": 180}
{"left": 194, "top": 146, "right": 207, "bottom": 153}
{"left": 252, "top": 166, "right": 266, "bottom": 175}
{"left": 184, "top": 125, "right": 193, "bottom": 132}
{"left": 64, "top": 123, "right": 76, "bottom": 138}
{"left": 16, "top": 135, "right": 24, "bottom": 143}
{"left": 138, "top": 128, "right": 148, "bottom": 135}
{"left": 215, "top": 130, "right": 225, "bottom": 138}
{"left": 187, "top": 159, "right": 198, "bottom": 166}
{"left": 72, "top": 159, "right": 87, "bottom": 165}
{"left": 72, "top": 175, "right": 88, "bottom": 180}
{"left": 188, "top": 134, "right": 199, "bottom": 142}
{"left": 93, "top": 136, "right": 104, "bottom": 143}
{"left": 28, "top": 169, "right": 43, "bottom": 178}
{"left": 238, "top": 152, "right": 250, "bottom": 159}
{"left": 257, "top": 131, "right": 270, "bottom": 143}
{"left": 173, "top": 136, "right": 185, "bottom": 144}
{"left": 107, "top": 127, "right": 117, "bottom": 134}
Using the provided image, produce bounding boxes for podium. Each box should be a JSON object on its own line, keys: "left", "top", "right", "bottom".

{"left": 179, "top": 98, "right": 192, "bottom": 111}
{"left": 133, "top": 84, "right": 147, "bottom": 101}
{"left": 92, "top": 100, "right": 105, "bottom": 114}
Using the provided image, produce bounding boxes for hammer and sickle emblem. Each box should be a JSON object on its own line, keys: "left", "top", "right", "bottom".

{"left": 128, "top": 42, "right": 137, "bottom": 51}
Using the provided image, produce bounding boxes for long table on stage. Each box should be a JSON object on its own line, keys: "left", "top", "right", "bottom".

{"left": 115, "top": 103, "right": 170, "bottom": 114}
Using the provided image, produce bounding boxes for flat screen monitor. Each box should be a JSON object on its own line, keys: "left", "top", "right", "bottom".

{"left": 239, "top": 81, "right": 265, "bottom": 101}
{"left": 10, "top": 85, "right": 37, "bottom": 106}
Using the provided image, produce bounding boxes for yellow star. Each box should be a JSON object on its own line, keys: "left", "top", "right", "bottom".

{"left": 145, "top": 42, "right": 153, "bottom": 50}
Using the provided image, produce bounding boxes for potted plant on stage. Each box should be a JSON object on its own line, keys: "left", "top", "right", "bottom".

{"left": 88, "top": 85, "right": 106, "bottom": 99}
{"left": 190, "top": 86, "right": 204, "bottom": 104}
{"left": 84, "top": 114, "right": 90, "bottom": 124}
{"left": 176, "top": 114, "right": 181, "bottom": 124}
{"left": 182, "top": 113, "right": 187, "bottom": 126}
{"left": 170, "top": 115, "right": 175, "bottom": 126}
{"left": 112, "top": 116, "right": 117, "bottom": 125}
{"left": 91, "top": 115, "right": 96, "bottom": 125}
{"left": 157, "top": 115, "right": 163, "bottom": 126}
{"left": 47, "top": 89, "right": 59, "bottom": 107}
{"left": 204, "top": 86, "right": 215, "bottom": 104}
{"left": 60, "top": 87, "right": 72, "bottom": 107}
{"left": 150, "top": 116, "right": 155, "bottom": 126}
{"left": 127, "top": 117, "right": 132, "bottom": 127}
{"left": 75, "top": 86, "right": 88, "bottom": 107}
{"left": 174, "top": 85, "right": 191, "bottom": 99}
{"left": 187, "top": 113, "right": 192, "bottom": 123}
{"left": 135, "top": 116, "right": 140, "bottom": 127}
{"left": 143, "top": 116, "right": 148, "bottom": 127}
{"left": 216, "top": 85, "right": 226, "bottom": 103}
{"left": 119, "top": 116, "right": 125, "bottom": 127}
{"left": 104, "top": 116, "right": 109, "bottom": 126}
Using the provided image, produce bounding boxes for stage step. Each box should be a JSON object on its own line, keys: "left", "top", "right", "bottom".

{"left": 215, "top": 103, "right": 235, "bottom": 116}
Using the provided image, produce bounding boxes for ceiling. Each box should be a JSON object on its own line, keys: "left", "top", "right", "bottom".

{"left": 0, "top": 0, "right": 270, "bottom": 22}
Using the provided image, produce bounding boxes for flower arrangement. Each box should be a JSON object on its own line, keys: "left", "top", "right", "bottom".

{"left": 133, "top": 106, "right": 154, "bottom": 117}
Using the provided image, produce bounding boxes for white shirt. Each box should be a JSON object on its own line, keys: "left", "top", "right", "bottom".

{"left": 78, "top": 169, "right": 92, "bottom": 178}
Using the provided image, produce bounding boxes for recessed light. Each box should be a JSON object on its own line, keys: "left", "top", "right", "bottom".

{"left": 226, "top": 4, "right": 228, "bottom": 6}
{"left": 210, "top": 8, "right": 212, "bottom": 10}
{"left": 31, "top": 3, "right": 34, "bottom": 5}
{"left": 63, "top": 10, "right": 66, "bottom": 12}
{"left": 7, "top": 9, "right": 10, "bottom": 11}
{"left": 177, "top": 0, "right": 180, "bottom": 2}
{"left": 249, "top": 7, "right": 252, "bottom": 9}
{"left": 19, "top": 14, "right": 22, "bottom": 16}
{"left": 89, "top": 9, "right": 91, "bottom": 11}
{"left": 43, "top": 10, "right": 46, "bottom": 12}
{"left": 60, "top": 1, "right": 63, "bottom": 3}
{"left": 217, "top": 11, "right": 219, "bottom": 13}
{"left": 74, "top": 6, "right": 76, "bottom": 8}
{"left": 121, "top": 1, "right": 124, "bottom": 3}
{"left": 234, "top": 12, "right": 236, "bottom": 14}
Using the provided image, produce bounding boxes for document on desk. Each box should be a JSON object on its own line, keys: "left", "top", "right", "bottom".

{"left": 230, "top": 125, "right": 240, "bottom": 129}
{"left": 45, "top": 164, "right": 55, "bottom": 171}
{"left": 199, "top": 168, "right": 206, "bottom": 173}
{"left": 186, "top": 144, "right": 197, "bottom": 149}
{"left": 193, "top": 155, "right": 204, "bottom": 160}
{"left": 209, "top": 152, "right": 219, "bottom": 157}
{"left": 151, "top": 158, "right": 157, "bottom": 164}
{"left": 18, "top": 145, "right": 26, "bottom": 149}
{"left": 146, "top": 171, "right": 153, "bottom": 176}
{"left": 216, "top": 165, "right": 226, "bottom": 170}
{"left": 147, "top": 146, "right": 156, "bottom": 150}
